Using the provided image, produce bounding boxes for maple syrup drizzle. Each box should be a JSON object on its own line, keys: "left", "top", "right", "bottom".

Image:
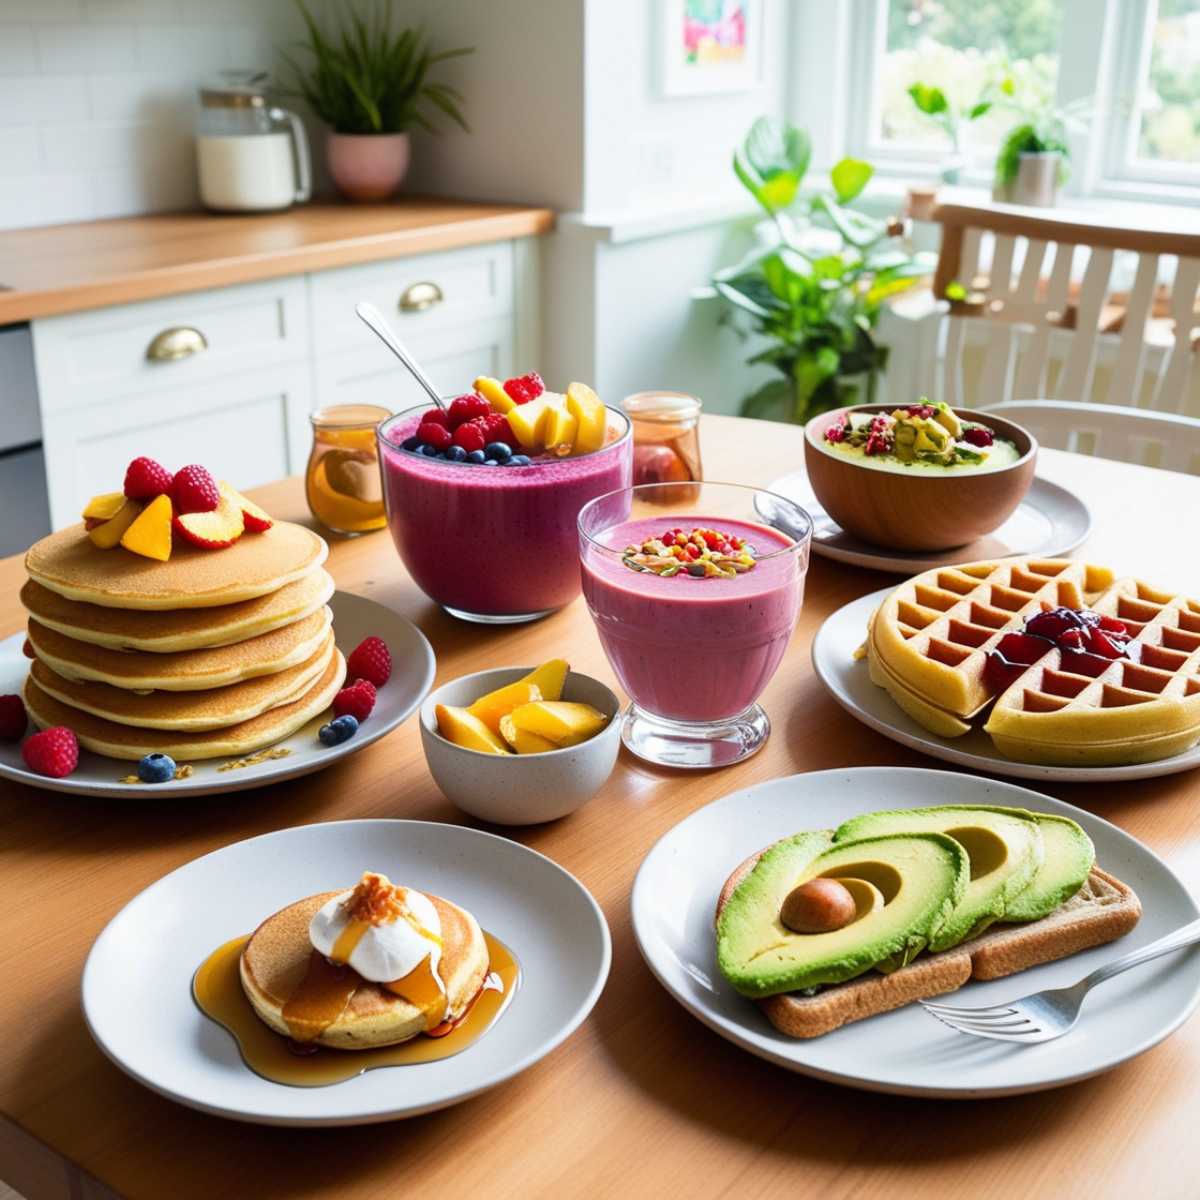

{"left": 329, "top": 917, "right": 369, "bottom": 964}
{"left": 193, "top": 931, "right": 520, "bottom": 1088}
{"left": 384, "top": 954, "right": 448, "bottom": 1031}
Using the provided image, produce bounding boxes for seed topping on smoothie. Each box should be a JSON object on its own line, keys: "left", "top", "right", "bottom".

{"left": 622, "top": 527, "right": 757, "bottom": 579}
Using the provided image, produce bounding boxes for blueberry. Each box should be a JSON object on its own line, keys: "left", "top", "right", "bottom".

{"left": 443, "top": 444, "right": 467, "bottom": 463}
{"left": 137, "top": 752, "right": 176, "bottom": 783}
{"left": 484, "top": 441, "right": 513, "bottom": 462}
{"left": 401, "top": 436, "right": 422, "bottom": 451}
{"left": 505, "top": 454, "right": 532, "bottom": 467}
{"left": 465, "top": 449, "right": 487, "bottom": 464}
{"left": 318, "top": 715, "right": 359, "bottom": 746}
{"left": 417, "top": 443, "right": 441, "bottom": 457}
{"left": 483, "top": 458, "right": 500, "bottom": 466}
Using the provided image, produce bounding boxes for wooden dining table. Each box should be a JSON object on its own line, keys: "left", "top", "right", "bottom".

{"left": 2, "top": 414, "right": 1199, "bottom": 1200}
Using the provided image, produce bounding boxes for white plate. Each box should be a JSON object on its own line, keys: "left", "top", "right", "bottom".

{"left": 813, "top": 588, "right": 1200, "bottom": 782}
{"left": 760, "top": 470, "right": 1091, "bottom": 573}
{"left": 631, "top": 767, "right": 1200, "bottom": 1098}
{"left": 83, "top": 818, "right": 611, "bottom": 1125}
{"left": 0, "top": 591, "right": 435, "bottom": 797}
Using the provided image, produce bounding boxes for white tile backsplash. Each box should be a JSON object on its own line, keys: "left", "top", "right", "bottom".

{"left": 0, "top": 0, "right": 324, "bottom": 230}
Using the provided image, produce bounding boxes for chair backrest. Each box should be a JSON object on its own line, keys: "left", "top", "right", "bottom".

{"left": 985, "top": 400, "right": 1200, "bottom": 476}
{"left": 930, "top": 200, "right": 1200, "bottom": 415}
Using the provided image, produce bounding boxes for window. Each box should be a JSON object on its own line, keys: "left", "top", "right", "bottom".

{"left": 826, "top": 0, "right": 1200, "bottom": 201}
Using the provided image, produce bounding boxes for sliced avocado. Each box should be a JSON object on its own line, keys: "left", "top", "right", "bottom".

{"left": 716, "top": 831, "right": 968, "bottom": 998}
{"left": 833, "top": 806, "right": 1044, "bottom": 951}
{"left": 1002, "top": 812, "right": 1095, "bottom": 922}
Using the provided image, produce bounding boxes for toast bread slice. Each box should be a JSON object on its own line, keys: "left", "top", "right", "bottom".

{"left": 716, "top": 846, "right": 1141, "bottom": 1039}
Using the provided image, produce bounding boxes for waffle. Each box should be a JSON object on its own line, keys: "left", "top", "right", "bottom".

{"left": 867, "top": 558, "right": 1200, "bottom": 766}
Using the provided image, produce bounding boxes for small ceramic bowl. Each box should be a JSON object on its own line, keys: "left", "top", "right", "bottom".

{"left": 420, "top": 667, "right": 622, "bottom": 825}
{"left": 804, "top": 404, "right": 1037, "bottom": 552}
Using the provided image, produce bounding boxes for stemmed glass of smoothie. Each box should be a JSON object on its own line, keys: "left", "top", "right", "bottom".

{"left": 378, "top": 401, "right": 632, "bottom": 623}
{"left": 578, "top": 481, "right": 812, "bottom": 769}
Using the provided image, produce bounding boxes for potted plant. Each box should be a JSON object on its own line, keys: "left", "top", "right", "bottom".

{"left": 992, "top": 83, "right": 1090, "bottom": 207}
{"left": 906, "top": 81, "right": 993, "bottom": 183}
{"left": 710, "top": 117, "right": 934, "bottom": 427}
{"left": 285, "top": 0, "right": 472, "bottom": 202}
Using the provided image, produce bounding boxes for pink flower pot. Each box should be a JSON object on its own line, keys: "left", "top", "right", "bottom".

{"left": 325, "top": 132, "right": 411, "bottom": 202}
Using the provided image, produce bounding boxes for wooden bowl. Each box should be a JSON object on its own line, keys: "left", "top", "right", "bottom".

{"left": 804, "top": 405, "right": 1037, "bottom": 552}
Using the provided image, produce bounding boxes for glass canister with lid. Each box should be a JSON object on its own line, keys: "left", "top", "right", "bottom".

{"left": 195, "top": 70, "right": 312, "bottom": 213}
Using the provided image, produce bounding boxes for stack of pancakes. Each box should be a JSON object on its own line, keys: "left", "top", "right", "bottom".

{"left": 20, "top": 521, "right": 346, "bottom": 762}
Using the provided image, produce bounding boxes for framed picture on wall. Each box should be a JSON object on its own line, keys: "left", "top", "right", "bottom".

{"left": 659, "top": 0, "right": 765, "bottom": 97}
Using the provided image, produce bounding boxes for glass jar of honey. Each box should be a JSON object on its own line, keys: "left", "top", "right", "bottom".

{"left": 305, "top": 404, "right": 390, "bottom": 535}
{"left": 622, "top": 392, "right": 703, "bottom": 502}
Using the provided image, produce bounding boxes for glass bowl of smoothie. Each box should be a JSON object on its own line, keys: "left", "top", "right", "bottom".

{"left": 805, "top": 400, "right": 1036, "bottom": 552}
{"left": 379, "top": 401, "right": 632, "bottom": 623}
{"left": 579, "top": 481, "right": 812, "bottom": 769}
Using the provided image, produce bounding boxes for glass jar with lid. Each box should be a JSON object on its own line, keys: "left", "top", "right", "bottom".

{"left": 622, "top": 391, "right": 703, "bottom": 502}
{"left": 195, "top": 70, "right": 311, "bottom": 213}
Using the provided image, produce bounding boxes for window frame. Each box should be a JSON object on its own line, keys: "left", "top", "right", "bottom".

{"left": 820, "top": 0, "right": 1200, "bottom": 204}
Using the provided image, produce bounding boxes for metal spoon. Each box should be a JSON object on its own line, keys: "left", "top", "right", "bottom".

{"left": 355, "top": 301, "right": 445, "bottom": 409}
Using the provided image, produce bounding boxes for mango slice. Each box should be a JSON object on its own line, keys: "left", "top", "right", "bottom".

{"left": 435, "top": 704, "right": 511, "bottom": 754}
{"left": 506, "top": 395, "right": 557, "bottom": 451}
{"left": 474, "top": 375, "right": 516, "bottom": 414}
{"left": 499, "top": 713, "right": 559, "bottom": 754}
{"left": 467, "top": 680, "right": 543, "bottom": 736}
{"left": 566, "top": 382, "right": 606, "bottom": 454}
{"left": 524, "top": 658, "right": 569, "bottom": 701}
{"left": 119, "top": 494, "right": 173, "bottom": 561}
{"left": 82, "top": 491, "right": 127, "bottom": 521}
{"left": 88, "top": 499, "right": 142, "bottom": 550}
{"left": 543, "top": 405, "right": 578, "bottom": 456}
{"left": 510, "top": 701, "right": 609, "bottom": 747}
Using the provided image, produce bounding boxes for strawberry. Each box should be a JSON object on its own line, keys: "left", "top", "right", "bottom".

{"left": 346, "top": 637, "right": 391, "bottom": 687}
{"left": 503, "top": 373, "right": 544, "bottom": 405}
{"left": 123, "top": 457, "right": 172, "bottom": 500}
{"left": 170, "top": 465, "right": 220, "bottom": 514}
{"left": 447, "top": 394, "right": 491, "bottom": 429}
{"left": 452, "top": 422, "right": 486, "bottom": 453}
{"left": 333, "top": 679, "right": 376, "bottom": 722}
{"left": 219, "top": 482, "right": 272, "bottom": 533}
{"left": 22, "top": 726, "right": 79, "bottom": 778}
{"left": 173, "top": 491, "right": 244, "bottom": 549}
{"left": 0, "top": 695, "right": 26, "bottom": 741}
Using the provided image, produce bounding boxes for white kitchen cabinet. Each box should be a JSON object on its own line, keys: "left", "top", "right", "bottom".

{"left": 29, "top": 237, "right": 537, "bottom": 530}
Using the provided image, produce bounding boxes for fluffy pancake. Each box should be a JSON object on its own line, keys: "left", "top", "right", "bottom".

{"left": 26, "top": 521, "right": 327, "bottom": 610}
{"left": 22, "top": 649, "right": 346, "bottom": 760}
{"left": 27, "top": 634, "right": 334, "bottom": 730}
{"left": 19, "top": 570, "right": 334, "bottom": 652}
{"left": 27, "top": 607, "right": 332, "bottom": 692}
{"left": 240, "top": 891, "right": 489, "bottom": 1050}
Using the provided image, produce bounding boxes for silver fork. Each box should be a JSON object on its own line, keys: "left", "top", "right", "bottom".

{"left": 921, "top": 916, "right": 1200, "bottom": 1043}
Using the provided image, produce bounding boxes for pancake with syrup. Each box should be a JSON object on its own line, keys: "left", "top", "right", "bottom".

{"left": 25, "top": 521, "right": 327, "bottom": 610}
{"left": 23, "top": 648, "right": 346, "bottom": 760}
{"left": 19, "top": 570, "right": 334, "bottom": 653}
{"left": 240, "top": 882, "right": 489, "bottom": 1050}
{"left": 26, "top": 607, "right": 332, "bottom": 692}
{"left": 27, "top": 634, "right": 334, "bottom": 730}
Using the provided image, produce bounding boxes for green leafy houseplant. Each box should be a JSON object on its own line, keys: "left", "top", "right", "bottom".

{"left": 713, "top": 118, "right": 934, "bottom": 426}
{"left": 286, "top": 0, "right": 471, "bottom": 135}
{"left": 992, "top": 81, "right": 1090, "bottom": 192}
{"left": 907, "top": 82, "right": 993, "bottom": 155}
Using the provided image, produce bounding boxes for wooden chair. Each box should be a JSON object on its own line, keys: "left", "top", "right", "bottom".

{"left": 985, "top": 400, "right": 1200, "bottom": 476}
{"left": 925, "top": 199, "right": 1200, "bottom": 415}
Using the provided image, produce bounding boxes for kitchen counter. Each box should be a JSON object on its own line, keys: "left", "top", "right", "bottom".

{"left": 0, "top": 199, "right": 555, "bottom": 324}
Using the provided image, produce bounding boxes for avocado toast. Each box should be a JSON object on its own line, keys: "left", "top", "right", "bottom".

{"left": 715, "top": 803, "right": 1141, "bottom": 1039}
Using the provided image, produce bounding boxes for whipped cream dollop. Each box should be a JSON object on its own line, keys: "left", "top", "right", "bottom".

{"left": 309, "top": 872, "right": 444, "bottom": 987}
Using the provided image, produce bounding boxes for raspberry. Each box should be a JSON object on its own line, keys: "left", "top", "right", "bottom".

{"left": 170, "top": 465, "right": 220, "bottom": 514}
{"left": 502, "top": 372, "right": 544, "bottom": 405}
{"left": 21, "top": 726, "right": 79, "bottom": 778}
{"left": 962, "top": 426, "right": 995, "bottom": 448}
{"left": 123, "top": 457, "right": 173, "bottom": 500}
{"left": 346, "top": 636, "right": 391, "bottom": 687}
{"left": 452, "top": 422, "right": 486, "bottom": 453}
{"left": 475, "top": 412, "right": 511, "bottom": 443}
{"left": 420, "top": 408, "right": 451, "bottom": 428}
{"left": 0, "top": 695, "right": 26, "bottom": 741}
{"left": 333, "top": 679, "right": 376, "bottom": 722}
{"left": 824, "top": 419, "right": 848, "bottom": 444}
{"left": 906, "top": 404, "right": 936, "bottom": 418}
{"left": 417, "top": 422, "right": 453, "bottom": 450}
{"left": 447, "top": 394, "right": 491, "bottom": 428}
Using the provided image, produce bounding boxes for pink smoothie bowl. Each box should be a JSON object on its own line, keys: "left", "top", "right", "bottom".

{"left": 377, "top": 404, "right": 632, "bottom": 623}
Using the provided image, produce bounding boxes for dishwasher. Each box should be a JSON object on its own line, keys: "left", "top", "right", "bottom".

{"left": 0, "top": 324, "right": 52, "bottom": 556}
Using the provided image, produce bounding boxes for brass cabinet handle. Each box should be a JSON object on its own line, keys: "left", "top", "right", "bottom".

{"left": 398, "top": 281, "right": 443, "bottom": 313}
{"left": 146, "top": 326, "right": 208, "bottom": 362}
